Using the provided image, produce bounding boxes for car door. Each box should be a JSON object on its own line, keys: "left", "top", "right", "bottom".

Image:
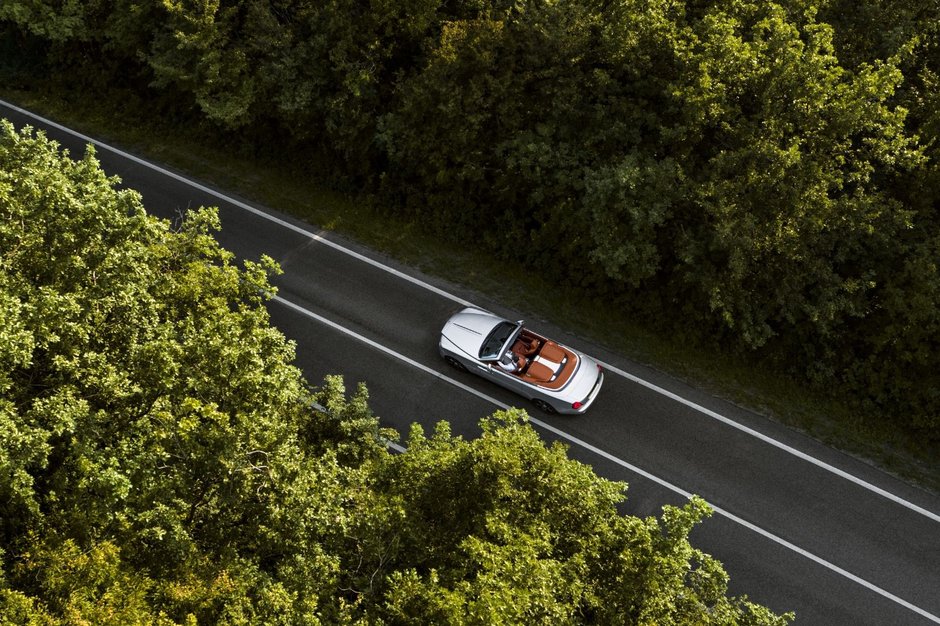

{"left": 476, "top": 360, "right": 530, "bottom": 398}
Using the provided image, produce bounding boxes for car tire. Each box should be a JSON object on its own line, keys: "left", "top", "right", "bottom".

{"left": 444, "top": 356, "right": 467, "bottom": 372}
{"left": 532, "top": 399, "right": 557, "bottom": 414}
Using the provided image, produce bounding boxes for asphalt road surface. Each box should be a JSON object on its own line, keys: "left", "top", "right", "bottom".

{"left": 4, "top": 99, "right": 939, "bottom": 625}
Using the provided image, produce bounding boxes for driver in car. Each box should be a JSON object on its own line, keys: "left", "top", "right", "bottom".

{"left": 498, "top": 350, "right": 524, "bottom": 373}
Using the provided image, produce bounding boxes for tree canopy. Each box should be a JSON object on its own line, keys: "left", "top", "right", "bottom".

{"left": 1, "top": 0, "right": 936, "bottom": 433}
{"left": 0, "top": 122, "right": 791, "bottom": 623}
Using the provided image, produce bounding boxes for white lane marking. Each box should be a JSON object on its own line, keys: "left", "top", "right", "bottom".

{"left": 0, "top": 100, "right": 477, "bottom": 309}
{"left": 273, "top": 296, "right": 510, "bottom": 411}
{"left": 598, "top": 360, "right": 940, "bottom": 525}
{"left": 272, "top": 295, "right": 940, "bottom": 624}
{"left": 385, "top": 440, "right": 407, "bottom": 454}
{"left": 3, "top": 98, "right": 936, "bottom": 524}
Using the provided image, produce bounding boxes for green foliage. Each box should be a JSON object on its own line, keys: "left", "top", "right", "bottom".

{"left": 342, "top": 411, "right": 791, "bottom": 624}
{"left": 0, "top": 121, "right": 344, "bottom": 623}
{"left": 667, "top": 3, "right": 921, "bottom": 348}
{"left": 0, "top": 0, "right": 92, "bottom": 42}
{"left": 147, "top": 0, "right": 257, "bottom": 128}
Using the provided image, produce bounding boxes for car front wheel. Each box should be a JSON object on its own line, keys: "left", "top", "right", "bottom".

{"left": 532, "top": 399, "right": 557, "bottom": 414}
{"left": 444, "top": 356, "right": 467, "bottom": 372}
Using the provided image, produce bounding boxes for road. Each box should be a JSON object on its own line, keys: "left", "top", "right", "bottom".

{"left": 4, "top": 99, "right": 939, "bottom": 625}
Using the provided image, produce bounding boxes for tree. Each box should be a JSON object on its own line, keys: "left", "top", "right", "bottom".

{"left": 656, "top": 1, "right": 938, "bottom": 429}
{"left": 350, "top": 412, "right": 792, "bottom": 624}
{"left": 0, "top": 121, "right": 370, "bottom": 623}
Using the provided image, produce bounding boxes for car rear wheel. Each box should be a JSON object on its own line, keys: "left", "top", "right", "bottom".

{"left": 532, "top": 399, "right": 557, "bottom": 414}
{"left": 444, "top": 356, "right": 467, "bottom": 372}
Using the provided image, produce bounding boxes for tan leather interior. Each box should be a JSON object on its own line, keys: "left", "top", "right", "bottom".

{"left": 513, "top": 336, "right": 540, "bottom": 356}
{"left": 539, "top": 343, "right": 566, "bottom": 363}
{"left": 520, "top": 340, "right": 578, "bottom": 389}
{"left": 524, "top": 361, "right": 554, "bottom": 381}
{"left": 495, "top": 332, "right": 579, "bottom": 390}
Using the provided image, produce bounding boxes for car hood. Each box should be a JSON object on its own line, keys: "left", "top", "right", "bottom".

{"left": 441, "top": 307, "right": 502, "bottom": 357}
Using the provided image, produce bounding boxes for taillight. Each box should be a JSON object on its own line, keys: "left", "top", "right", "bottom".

{"left": 571, "top": 401, "right": 582, "bottom": 410}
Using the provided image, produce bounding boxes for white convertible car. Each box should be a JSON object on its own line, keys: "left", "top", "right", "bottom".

{"left": 439, "top": 307, "right": 604, "bottom": 414}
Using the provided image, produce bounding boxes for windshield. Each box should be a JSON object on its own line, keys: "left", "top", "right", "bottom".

{"left": 479, "top": 321, "right": 519, "bottom": 360}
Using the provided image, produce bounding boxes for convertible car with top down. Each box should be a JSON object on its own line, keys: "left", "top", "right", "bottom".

{"left": 439, "top": 307, "right": 604, "bottom": 414}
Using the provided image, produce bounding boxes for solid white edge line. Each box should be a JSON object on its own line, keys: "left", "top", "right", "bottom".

{"left": 2, "top": 100, "right": 936, "bottom": 521}
{"left": 383, "top": 439, "right": 408, "bottom": 454}
{"left": 272, "top": 296, "right": 511, "bottom": 412}
{"left": 271, "top": 295, "right": 940, "bottom": 624}
{"left": 0, "top": 99, "right": 477, "bottom": 310}
{"left": 597, "top": 360, "right": 940, "bottom": 525}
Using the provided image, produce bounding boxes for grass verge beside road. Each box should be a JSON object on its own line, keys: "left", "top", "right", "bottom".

{"left": 3, "top": 86, "right": 937, "bottom": 493}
